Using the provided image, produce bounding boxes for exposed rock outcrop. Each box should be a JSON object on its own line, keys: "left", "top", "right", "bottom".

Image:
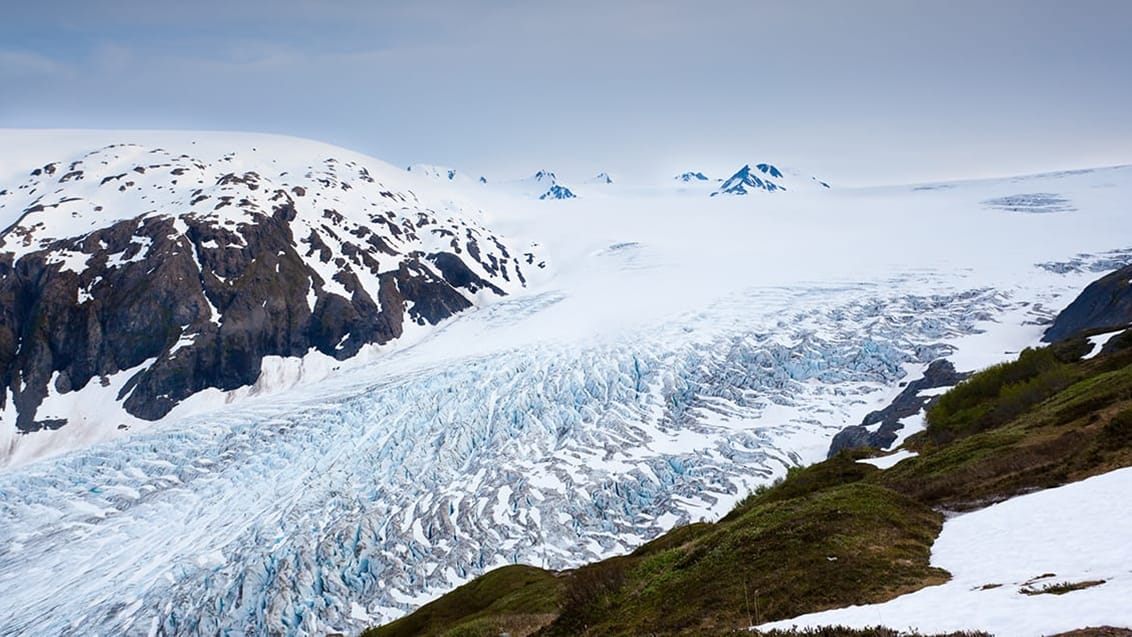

{"left": 1043, "top": 263, "right": 1132, "bottom": 343}
{"left": 827, "top": 359, "right": 969, "bottom": 457}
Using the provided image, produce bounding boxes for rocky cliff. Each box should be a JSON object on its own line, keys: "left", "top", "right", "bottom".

{"left": 1043, "top": 263, "right": 1132, "bottom": 342}
{"left": 0, "top": 141, "right": 542, "bottom": 436}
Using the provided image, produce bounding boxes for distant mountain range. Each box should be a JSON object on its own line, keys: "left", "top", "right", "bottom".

{"left": 404, "top": 163, "right": 831, "bottom": 199}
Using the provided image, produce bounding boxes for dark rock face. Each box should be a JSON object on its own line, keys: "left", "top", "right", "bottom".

{"left": 827, "top": 359, "right": 969, "bottom": 457}
{"left": 712, "top": 164, "right": 784, "bottom": 196}
{"left": 539, "top": 184, "right": 576, "bottom": 200}
{"left": 1043, "top": 263, "right": 1132, "bottom": 343}
{"left": 0, "top": 143, "right": 542, "bottom": 433}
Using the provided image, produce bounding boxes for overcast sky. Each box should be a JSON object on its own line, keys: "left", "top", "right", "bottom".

{"left": 2, "top": 0, "right": 1130, "bottom": 185}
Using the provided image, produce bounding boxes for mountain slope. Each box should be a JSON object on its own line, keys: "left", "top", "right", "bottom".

{"left": 0, "top": 135, "right": 542, "bottom": 460}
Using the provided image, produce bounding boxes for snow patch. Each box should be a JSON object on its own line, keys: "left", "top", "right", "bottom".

{"left": 759, "top": 467, "right": 1132, "bottom": 635}
{"left": 1084, "top": 329, "right": 1123, "bottom": 359}
{"left": 859, "top": 449, "right": 917, "bottom": 469}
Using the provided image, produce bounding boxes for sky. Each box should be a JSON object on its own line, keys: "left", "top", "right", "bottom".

{"left": 1, "top": 0, "right": 1130, "bottom": 186}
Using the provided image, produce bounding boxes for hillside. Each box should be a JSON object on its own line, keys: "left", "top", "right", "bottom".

{"left": 365, "top": 311, "right": 1132, "bottom": 635}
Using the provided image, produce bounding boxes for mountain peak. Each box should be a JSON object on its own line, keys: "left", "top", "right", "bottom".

{"left": 539, "top": 184, "right": 576, "bottom": 200}
{"left": 712, "top": 163, "right": 784, "bottom": 196}
{"left": 532, "top": 169, "right": 557, "bottom": 183}
{"left": 675, "top": 171, "right": 710, "bottom": 182}
{"left": 755, "top": 163, "right": 784, "bottom": 179}
{"left": 589, "top": 172, "right": 614, "bottom": 185}
{"left": 710, "top": 162, "right": 828, "bottom": 196}
{"left": 0, "top": 139, "right": 542, "bottom": 439}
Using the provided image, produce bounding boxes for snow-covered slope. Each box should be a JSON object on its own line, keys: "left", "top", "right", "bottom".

{"left": 1, "top": 130, "right": 1131, "bottom": 636}
{"left": 0, "top": 130, "right": 543, "bottom": 464}
{"left": 759, "top": 466, "right": 1132, "bottom": 635}
{"left": 405, "top": 163, "right": 486, "bottom": 186}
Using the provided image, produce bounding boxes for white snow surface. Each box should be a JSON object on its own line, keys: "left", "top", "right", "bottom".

{"left": 759, "top": 466, "right": 1132, "bottom": 635}
{"left": 1084, "top": 329, "right": 1124, "bottom": 359}
{"left": 858, "top": 449, "right": 917, "bottom": 469}
{"left": 1, "top": 130, "right": 1132, "bottom": 636}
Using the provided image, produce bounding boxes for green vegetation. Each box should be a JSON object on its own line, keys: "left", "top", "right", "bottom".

{"left": 367, "top": 466, "right": 945, "bottom": 637}
{"left": 1020, "top": 579, "right": 1107, "bottom": 596}
{"left": 923, "top": 343, "right": 1083, "bottom": 445}
{"left": 364, "top": 565, "right": 558, "bottom": 637}
{"left": 880, "top": 336, "right": 1132, "bottom": 509}
{"left": 365, "top": 328, "right": 1132, "bottom": 636}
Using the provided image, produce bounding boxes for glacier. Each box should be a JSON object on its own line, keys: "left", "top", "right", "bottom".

{"left": 0, "top": 271, "right": 1094, "bottom": 636}
{"left": 1, "top": 131, "right": 1132, "bottom": 636}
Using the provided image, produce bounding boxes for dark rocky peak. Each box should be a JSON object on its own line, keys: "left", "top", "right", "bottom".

{"left": 532, "top": 169, "right": 557, "bottom": 183}
{"left": 1043, "top": 262, "right": 1132, "bottom": 343}
{"left": 712, "top": 164, "right": 785, "bottom": 196}
{"left": 754, "top": 163, "right": 783, "bottom": 178}
{"left": 674, "top": 171, "right": 709, "bottom": 182}
{"left": 710, "top": 162, "right": 828, "bottom": 196}
{"left": 539, "top": 184, "right": 576, "bottom": 200}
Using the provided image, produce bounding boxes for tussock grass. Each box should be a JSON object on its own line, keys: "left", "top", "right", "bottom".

{"left": 362, "top": 565, "right": 559, "bottom": 637}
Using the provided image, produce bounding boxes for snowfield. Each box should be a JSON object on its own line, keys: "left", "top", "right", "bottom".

{"left": 759, "top": 466, "right": 1132, "bottom": 635}
{"left": 1, "top": 130, "right": 1131, "bottom": 636}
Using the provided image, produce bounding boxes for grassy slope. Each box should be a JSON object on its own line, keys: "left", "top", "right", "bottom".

{"left": 368, "top": 565, "right": 559, "bottom": 637}
{"left": 365, "top": 331, "right": 1132, "bottom": 637}
{"left": 880, "top": 336, "right": 1132, "bottom": 510}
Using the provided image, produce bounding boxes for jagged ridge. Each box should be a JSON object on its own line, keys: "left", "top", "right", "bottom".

{"left": 0, "top": 143, "right": 543, "bottom": 433}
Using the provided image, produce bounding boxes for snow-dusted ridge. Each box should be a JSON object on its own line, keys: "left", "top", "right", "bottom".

{"left": 1, "top": 130, "right": 1132, "bottom": 636}
{"left": 0, "top": 130, "right": 544, "bottom": 463}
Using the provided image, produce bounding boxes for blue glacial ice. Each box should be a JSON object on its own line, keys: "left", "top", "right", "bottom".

{"left": 0, "top": 275, "right": 1070, "bottom": 636}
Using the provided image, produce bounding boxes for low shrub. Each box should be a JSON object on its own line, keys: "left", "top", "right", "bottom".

{"left": 927, "top": 347, "right": 1076, "bottom": 443}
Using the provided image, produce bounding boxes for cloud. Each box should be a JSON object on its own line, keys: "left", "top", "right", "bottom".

{"left": 0, "top": 1, "right": 1129, "bottom": 185}
{"left": 0, "top": 49, "right": 69, "bottom": 77}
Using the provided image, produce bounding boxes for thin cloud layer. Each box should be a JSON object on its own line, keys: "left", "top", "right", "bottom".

{"left": 1, "top": 0, "right": 1130, "bottom": 185}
